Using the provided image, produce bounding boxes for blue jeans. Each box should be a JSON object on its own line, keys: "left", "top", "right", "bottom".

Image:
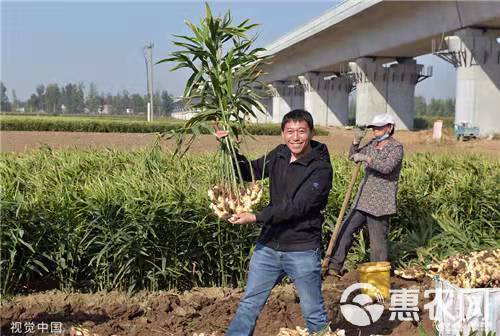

{"left": 226, "top": 243, "right": 329, "bottom": 335}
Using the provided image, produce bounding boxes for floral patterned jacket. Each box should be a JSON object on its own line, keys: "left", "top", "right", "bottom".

{"left": 349, "top": 136, "right": 404, "bottom": 217}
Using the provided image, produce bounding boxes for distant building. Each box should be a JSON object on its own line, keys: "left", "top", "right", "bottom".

{"left": 170, "top": 98, "right": 199, "bottom": 120}
{"left": 98, "top": 104, "right": 111, "bottom": 115}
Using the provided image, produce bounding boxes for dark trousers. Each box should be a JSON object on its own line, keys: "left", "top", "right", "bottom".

{"left": 330, "top": 209, "right": 389, "bottom": 272}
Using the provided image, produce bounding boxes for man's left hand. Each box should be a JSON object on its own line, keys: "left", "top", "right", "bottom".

{"left": 350, "top": 153, "right": 371, "bottom": 163}
{"left": 228, "top": 213, "right": 256, "bottom": 225}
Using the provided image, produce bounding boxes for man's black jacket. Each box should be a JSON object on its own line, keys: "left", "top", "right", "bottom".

{"left": 235, "top": 140, "right": 333, "bottom": 251}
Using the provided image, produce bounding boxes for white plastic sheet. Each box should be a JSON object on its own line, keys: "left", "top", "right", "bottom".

{"left": 434, "top": 277, "right": 500, "bottom": 335}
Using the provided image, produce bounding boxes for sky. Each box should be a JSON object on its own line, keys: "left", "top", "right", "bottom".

{"left": 1, "top": 0, "right": 456, "bottom": 102}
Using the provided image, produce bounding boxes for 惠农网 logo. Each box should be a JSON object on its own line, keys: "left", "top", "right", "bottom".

{"left": 340, "top": 283, "right": 385, "bottom": 326}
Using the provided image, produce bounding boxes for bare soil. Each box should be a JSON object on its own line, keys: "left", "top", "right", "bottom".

{"left": 1, "top": 129, "right": 499, "bottom": 156}
{"left": 1, "top": 271, "right": 435, "bottom": 336}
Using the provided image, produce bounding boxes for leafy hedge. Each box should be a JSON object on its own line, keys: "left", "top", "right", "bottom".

{"left": 414, "top": 115, "right": 454, "bottom": 130}
{"left": 0, "top": 115, "right": 329, "bottom": 136}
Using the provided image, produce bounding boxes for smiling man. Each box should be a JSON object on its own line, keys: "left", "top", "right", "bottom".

{"left": 222, "top": 109, "right": 333, "bottom": 336}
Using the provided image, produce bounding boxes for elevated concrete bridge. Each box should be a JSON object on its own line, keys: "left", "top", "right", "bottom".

{"left": 254, "top": 0, "right": 500, "bottom": 135}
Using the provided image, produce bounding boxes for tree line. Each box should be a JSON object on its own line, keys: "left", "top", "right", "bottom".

{"left": 2, "top": 81, "right": 454, "bottom": 118}
{"left": 414, "top": 96, "right": 455, "bottom": 117}
{"left": 0, "top": 81, "right": 175, "bottom": 115}
{"left": 348, "top": 96, "right": 455, "bottom": 119}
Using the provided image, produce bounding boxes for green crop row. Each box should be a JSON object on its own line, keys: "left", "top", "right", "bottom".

{"left": 0, "top": 115, "right": 329, "bottom": 136}
{"left": 1, "top": 146, "right": 498, "bottom": 295}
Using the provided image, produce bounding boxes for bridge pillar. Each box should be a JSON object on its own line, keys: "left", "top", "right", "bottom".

{"left": 268, "top": 82, "right": 304, "bottom": 123}
{"left": 446, "top": 28, "right": 500, "bottom": 136}
{"left": 268, "top": 82, "right": 289, "bottom": 123}
{"left": 289, "top": 83, "right": 305, "bottom": 111}
{"left": 298, "top": 72, "right": 351, "bottom": 127}
{"left": 350, "top": 57, "right": 429, "bottom": 130}
{"left": 250, "top": 95, "right": 272, "bottom": 123}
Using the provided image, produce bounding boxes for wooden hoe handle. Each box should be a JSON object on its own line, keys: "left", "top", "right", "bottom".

{"left": 321, "top": 162, "right": 362, "bottom": 276}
